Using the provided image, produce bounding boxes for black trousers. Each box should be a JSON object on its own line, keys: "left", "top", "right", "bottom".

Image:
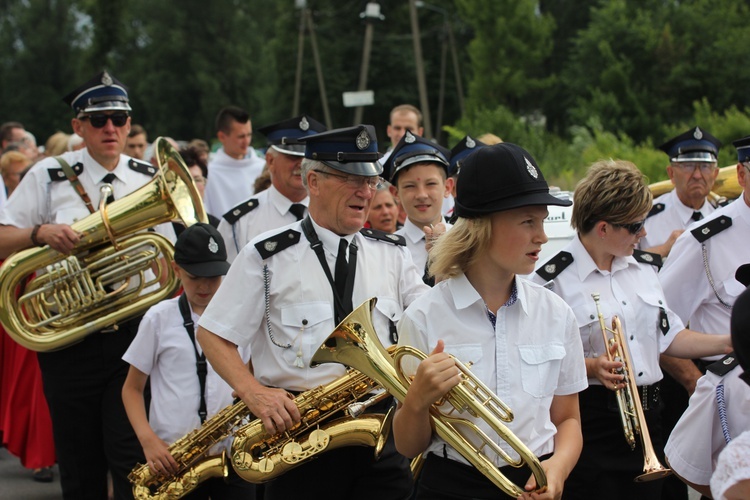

{"left": 37, "top": 318, "right": 145, "bottom": 500}
{"left": 659, "top": 372, "right": 689, "bottom": 500}
{"left": 183, "top": 463, "right": 256, "bottom": 500}
{"left": 563, "top": 385, "right": 665, "bottom": 500}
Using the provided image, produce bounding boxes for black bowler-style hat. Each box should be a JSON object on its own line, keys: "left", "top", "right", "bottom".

{"left": 300, "top": 124, "right": 383, "bottom": 176}
{"left": 382, "top": 130, "right": 450, "bottom": 184}
{"left": 62, "top": 71, "right": 132, "bottom": 117}
{"left": 454, "top": 142, "right": 572, "bottom": 218}
{"left": 659, "top": 126, "right": 721, "bottom": 163}
{"left": 258, "top": 115, "right": 327, "bottom": 157}
{"left": 174, "top": 223, "right": 231, "bottom": 277}
{"left": 731, "top": 264, "right": 750, "bottom": 386}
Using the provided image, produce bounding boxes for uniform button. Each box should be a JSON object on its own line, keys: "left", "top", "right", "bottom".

{"left": 638, "top": 372, "right": 643, "bottom": 377}
{"left": 658, "top": 300, "right": 663, "bottom": 305}
{"left": 302, "top": 319, "right": 308, "bottom": 326}
{"left": 590, "top": 314, "right": 595, "bottom": 320}
{"left": 630, "top": 335, "right": 634, "bottom": 340}
{"left": 622, "top": 301, "right": 627, "bottom": 305}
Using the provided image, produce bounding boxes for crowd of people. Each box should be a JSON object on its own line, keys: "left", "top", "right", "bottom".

{"left": 0, "top": 70, "right": 749, "bottom": 500}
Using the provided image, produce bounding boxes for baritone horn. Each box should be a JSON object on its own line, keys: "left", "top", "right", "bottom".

{"left": 592, "top": 293, "right": 672, "bottom": 482}
{"left": 310, "top": 298, "right": 548, "bottom": 497}
{"left": 0, "top": 138, "right": 207, "bottom": 352}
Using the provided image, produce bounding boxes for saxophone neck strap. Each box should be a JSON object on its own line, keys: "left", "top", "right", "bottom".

{"left": 54, "top": 156, "right": 95, "bottom": 214}
{"left": 178, "top": 293, "right": 208, "bottom": 423}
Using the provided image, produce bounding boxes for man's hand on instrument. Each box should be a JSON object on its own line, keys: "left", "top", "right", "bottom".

{"left": 408, "top": 340, "right": 462, "bottom": 411}
{"left": 141, "top": 433, "right": 180, "bottom": 476}
{"left": 36, "top": 224, "right": 80, "bottom": 254}
{"left": 591, "top": 343, "right": 625, "bottom": 391}
{"left": 245, "top": 385, "right": 301, "bottom": 436}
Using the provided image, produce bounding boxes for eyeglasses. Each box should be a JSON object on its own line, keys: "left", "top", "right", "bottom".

{"left": 611, "top": 219, "right": 646, "bottom": 235}
{"left": 313, "top": 169, "right": 384, "bottom": 190}
{"left": 80, "top": 113, "right": 129, "bottom": 128}
{"left": 192, "top": 175, "right": 206, "bottom": 185}
{"left": 671, "top": 162, "right": 718, "bottom": 174}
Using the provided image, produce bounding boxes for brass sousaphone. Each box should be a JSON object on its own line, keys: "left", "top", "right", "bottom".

{"left": 0, "top": 138, "right": 207, "bottom": 351}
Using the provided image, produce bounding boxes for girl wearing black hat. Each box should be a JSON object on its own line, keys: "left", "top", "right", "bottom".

{"left": 393, "top": 143, "right": 588, "bottom": 499}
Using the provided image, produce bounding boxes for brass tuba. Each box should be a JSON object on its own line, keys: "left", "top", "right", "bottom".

{"left": 310, "top": 298, "right": 548, "bottom": 497}
{"left": 592, "top": 293, "right": 672, "bottom": 482}
{"left": 649, "top": 164, "right": 742, "bottom": 205}
{"left": 0, "top": 138, "right": 206, "bottom": 351}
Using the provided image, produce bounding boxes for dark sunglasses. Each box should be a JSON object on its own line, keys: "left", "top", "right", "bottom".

{"left": 81, "top": 113, "right": 129, "bottom": 128}
{"left": 611, "top": 219, "right": 646, "bottom": 235}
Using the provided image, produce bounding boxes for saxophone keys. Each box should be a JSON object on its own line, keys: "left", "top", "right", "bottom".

{"left": 258, "top": 457, "right": 275, "bottom": 474}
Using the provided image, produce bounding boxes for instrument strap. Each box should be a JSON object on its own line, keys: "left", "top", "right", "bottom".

{"left": 300, "top": 216, "right": 357, "bottom": 324}
{"left": 178, "top": 293, "right": 208, "bottom": 423}
{"left": 54, "top": 156, "right": 95, "bottom": 214}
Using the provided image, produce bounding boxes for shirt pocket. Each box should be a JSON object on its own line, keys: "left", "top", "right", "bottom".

{"left": 444, "top": 344, "right": 484, "bottom": 376}
{"left": 279, "top": 301, "right": 333, "bottom": 365}
{"left": 54, "top": 207, "right": 90, "bottom": 225}
{"left": 722, "top": 276, "right": 746, "bottom": 302}
{"left": 518, "top": 343, "right": 566, "bottom": 398}
{"left": 635, "top": 290, "right": 668, "bottom": 344}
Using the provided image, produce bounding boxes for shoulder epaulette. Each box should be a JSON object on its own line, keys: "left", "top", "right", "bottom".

{"left": 707, "top": 353, "right": 739, "bottom": 376}
{"left": 633, "top": 249, "right": 663, "bottom": 269}
{"left": 690, "top": 215, "right": 732, "bottom": 243}
{"left": 47, "top": 162, "right": 83, "bottom": 181}
{"left": 254, "top": 229, "right": 301, "bottom": 259}
{"left": 128, "top": 158, "right": 158, "bottom": 177}
{"left": 359, "top": 228, "right": 406, "bottom": 246}
{"left": 223, "top": 199, "right": 259, "bottom": 224}
{"left": 647, "top": 203, "right": 665, "bottom": 218}
{"left": 535, "top": 251, "right": 574, "bottom": 281}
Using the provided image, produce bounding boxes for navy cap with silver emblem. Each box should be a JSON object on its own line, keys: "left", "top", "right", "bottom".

{"left": 732, "top": 135, "right": 750, "bottom": 164}
{"left": 454, "top": 143, "right": 572, "bottom": 218}
{"left": 382, "top": 130, "right": 450, "bottom": 184}
{"left": 659, "top": 126, "right": 721, "bottom": 163}
{"left": 258, "top": 115, "right": 327, "bottom": 157}
{"left": 449, "top": 135, "right": 488, "bottom": 177}
{"left": 62, "top": 71, "right": 132, "bottom": 117}
{"left": 299, "top": 124, "right": 383, "bottom": 176}
{"left": 174, "top": 223, "right": 231, "bottom": 277}
{"left": 730, "top": 266, "right": 750, "bottom": 385}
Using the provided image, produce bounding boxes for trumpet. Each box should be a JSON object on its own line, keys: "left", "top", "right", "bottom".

{"left": 592, "top": 293, "right": 672, "bottom": 482}
{"left": 310, "top": 298, "right": 548, "bottom": 497}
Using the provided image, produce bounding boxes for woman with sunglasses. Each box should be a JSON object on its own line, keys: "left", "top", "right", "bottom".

{"left": 530, "top": 159, "right": 731, "bottom": 500}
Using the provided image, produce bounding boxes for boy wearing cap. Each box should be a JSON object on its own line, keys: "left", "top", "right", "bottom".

{"left": 218, "top": 115, "right": 326, "bottom": 262}
{"left": 122, "top": 223, "right": 255, "bottom": 499}
{"left": 393, "top": 143, "right": 588, "bottom": 499}
{"left": 383, "top": 130, "right": 454, "bottom": 281}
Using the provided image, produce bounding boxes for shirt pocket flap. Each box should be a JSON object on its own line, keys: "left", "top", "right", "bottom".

{"left": 374, "top": 296, "right": 403, "bottom": 322}
{"left": 518, "top": 343, "right": 566, "bottom": 365}
{"left": 723, "top": 276, "right": 746, "bottom": 298}
{"left": 636, "top": 290, "right": 665, "bottom": 308}
{"left": 280, "top": 302, "right": 333, "bottom": 328}
{"left": 445, "top": 344, "right": 483, "bottom": 366}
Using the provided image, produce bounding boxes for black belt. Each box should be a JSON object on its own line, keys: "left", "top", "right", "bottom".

{"left": 100, "top": 315, "right": 142, "bottom": 334}
{"left": 586, "top": 382, "right": 661, "bottom": 412}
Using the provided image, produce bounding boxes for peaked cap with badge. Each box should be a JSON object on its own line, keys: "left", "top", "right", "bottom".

{"left": 62, "top": 71, "right": 132, "bottom": 117}
{"left": 300, "top": 124, "right": 382, "bottom": 176}
{"left": 382, "top": 130, "right": 450, "bottom": 183}
{"left": 258, "top": 115, "right": 327, "bottom": 156}
{"left": 448, "top": 135, "right": 487, "bottom": 177}
{"left": 732, "top": 135, "right": 750, "bottom": 164}
{"left": 174, "top": 223, "right": 231, "bottom": 277}
{"left": 659, "top": 126, "right": 721, "bottom": 163}
{"left": 454, "top": 142, "right": 572, "bottom": 218}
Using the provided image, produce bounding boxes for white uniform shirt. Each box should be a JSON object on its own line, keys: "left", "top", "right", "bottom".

{"left": 0, "top": 181, "right": 7, "bottom": 212}
{"left": 203, "top": 148, "right": 265, "bottom": 217}
{"left": 640, "top": 190, "right": 715, "bottom": 250}
{"left": 395, "top": 218, "right": 452, "bottom": 275}
{"left": 217, "top": 185, "right": 309, "bottom": 263}
{"left": 711, "top": 430, "right": 750, "bottom": 500}
{"left": 659, "top": 197, "right": 750, "bottom": 354}
{"left": 398, "top": 274, "right": 588, "bottom": 467}
{"left": 531, "top": 235, "right": 685, "bottom": 387}
{"left": 665, "top": 363, "right": 750, "bottom": 486}
{"left": 198, "top": 216, "right": 429, "bottom": 392}
{"left": 123, "top": 297, "right": 250, "bottom": 446}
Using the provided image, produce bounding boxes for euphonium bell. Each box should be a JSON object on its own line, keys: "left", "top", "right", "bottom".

{"left": 310, "top": 298, "right": 548, "bottom": 497}
{"left": 0, "top": 138, "right": 207, "bottom": 351}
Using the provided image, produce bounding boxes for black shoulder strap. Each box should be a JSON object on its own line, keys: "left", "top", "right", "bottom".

{"left": 128, "top": 158, "right": 158, "bottom": 176}
{"left": 359, "top": 227, "right": 406, "bottom": 246}
{"left": 707, "top": 353, "right": 739, "bottom": 376}
{"left": 535, "top": 251, "right": 574, "bottom": 281}
{"left": 691, "top": 215, "right": 732, "bottom": 243}
{"left": 647, "top": 203, "right": 665, "bottom": 218}
{"left": 223, "top": 198, "right": 260, "bottom": 224}
{"left": 178, "top": 294, "right": 208, "bottom": 423}
{"left": 632, "top": 249, "right": 663, "bottom": 269}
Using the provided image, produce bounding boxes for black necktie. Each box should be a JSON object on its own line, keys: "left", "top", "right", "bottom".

{"left": 335, "top": 239, "right": 349, "bottom": 301}
{"left": 692, "top": 211, "right": 703, "bottom": 221}
{"left": 289, "top": 203, "right": 306, "bottom": 221}
{"left": 102, "top": 173, "right": 116, "bottom": 204}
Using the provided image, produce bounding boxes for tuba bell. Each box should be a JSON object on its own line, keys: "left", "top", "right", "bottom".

{"left": 310, "top": 298, "right": 548, "bottom": 498}
{"left": 0, "top": 138, "right": 207, "bottom": 352}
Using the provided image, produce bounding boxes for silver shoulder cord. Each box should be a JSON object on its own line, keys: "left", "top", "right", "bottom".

{"left": 263, "top": 264, "right": 292, "bottom": 348}
{"left": 701, "top": 243, "right": 733, "bottom": 310}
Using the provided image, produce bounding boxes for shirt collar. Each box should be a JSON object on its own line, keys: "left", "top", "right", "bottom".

{"left": 401, "top": 218, "right": 427, "bottom": 244}
{"left": 268, "top": 184, "right": 309, "bottom": 216}
{"left": 668, "top": 189, "right": 709, "bottom": 225}
{"left": 82, "top": 148, "right": 125, "bottom": 183}
{"left": 568, "top": 233, "right": 637, "bottom": 281}
{"left": 447, "top": 272, "right": 529, "bottom": 315}
{"left": 309, "top": 215, "right": 355, "bottom": 258}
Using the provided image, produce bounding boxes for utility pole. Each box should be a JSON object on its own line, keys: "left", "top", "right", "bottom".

{"left": 353, "top": 2, "right": 384, "bottom": 125}
{"left": 408, "top": 0, "right": 432, "bottom": 140}
{"left": 292, "top": 1, "right": 332, "bottom": 129}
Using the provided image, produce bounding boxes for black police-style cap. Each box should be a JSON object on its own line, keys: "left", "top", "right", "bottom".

{"left": 732, "top": 135, "right": 750, "bottom": 163}
{"left": 300, "top": 124, "right": 383, "bottom": 176}
{"left": 659, "top": 126, "right": 721, "bottom": 163}
{"left": 449, "top": 135, "right": 488, "bottom": 177}
{"left": 174, "top": 223, "right": 231, "bottom": 277}
{"left": 258, "top": 115, "right": 327, "bottom": 157}
{"left": 454, "top": 143, "right": 572, "bottom": 218}
{"left": 382, "top": 130, "right": 450, "bottom": 183}
{"left": 62, "top": 71, "right": 132, "bottom": 117}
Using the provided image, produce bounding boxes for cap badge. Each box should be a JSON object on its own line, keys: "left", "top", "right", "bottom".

{"left": 693, "top": 127, "right": 703, "bottom": 140}
{"left": 233, "top": 209, "right": 241, "bottom": 216}
{"left": 525, "top": 156, "right": 539, "bottom": 179}
{"left": 544, "top": 264, "right": 556, "bottom": 274}
{"left": 208, "top": 237, "right": 219, "bottom": 254}
{"left": 723, "top": 356, "right": 735, "bottom": 365}
{"left": 404, "top": 131, "right": 416, "bottom": 144}
{"left": 356, "top": 129, "right": 370, "bottom": 150}
{"left": 387, "top": 234, "right": 399, "bottom": 241}
{"left": 101, "top": 71, "right": 113, "bottom": 86}
{"left": 466, "top": 137, "right": 476, "bottom": 148}
{"left": 264, "top": 240, "right": 278, "bottom": 252}
{"left": 299, "top": 117, "right": 309, "bottom": 131}
{"left": 641, "top": 253, "right": 653, "bottom": 262}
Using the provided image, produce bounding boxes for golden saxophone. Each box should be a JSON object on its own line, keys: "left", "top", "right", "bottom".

{"left": 231, "top": 366, "right": 393, "bottom": 483}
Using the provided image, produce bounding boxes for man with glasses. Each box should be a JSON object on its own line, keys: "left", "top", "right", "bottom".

{"left": 0, "top": 71, "right": 171, "bottom": 500}
{"left": 197, "top": 125, "right": 428, "bottom": 500}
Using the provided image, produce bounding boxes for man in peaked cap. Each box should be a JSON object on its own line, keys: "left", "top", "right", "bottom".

{"left": 383, "top": 130, "right": 453, "bottom": 285}
{"left": 197, "top": 125, "right": 428, "bottom": 500}
{"left": 217, "top": 115, "right": 326, "bottom": 262}
{"left": 0, "top": 71, "right": 177, "bottom": 499}
{"left": 444, "top": 135, "right": 488, "bottom": 219}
